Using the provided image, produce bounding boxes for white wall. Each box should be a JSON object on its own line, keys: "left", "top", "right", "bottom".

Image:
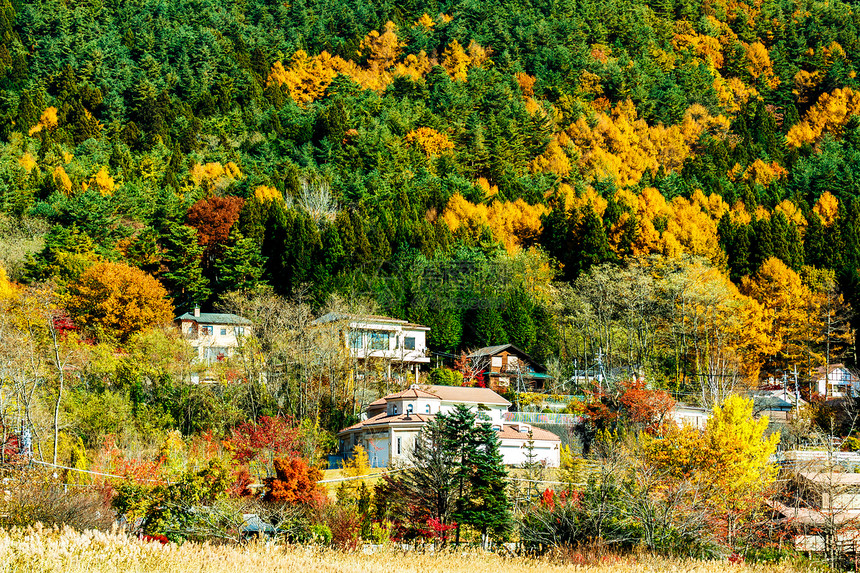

{"left": 437, "top": 402, "right": 507, "bottom": 424}
{"left": 363, "top": 431, "right": 390, "bottom": 468}
{"left": 182, "top": 321, "right": 250, "bottom": 363}
{"left": 389, "top": 397, "right": 440, "bottom": 416}
{"left": 347, "top": 321, "right": 430, "bottom": 364}
{"left": 499, "top": 439, "right": 561, "bottom": 467}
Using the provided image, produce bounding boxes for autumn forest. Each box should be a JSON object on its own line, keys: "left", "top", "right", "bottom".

{"left": 0, "top": 0, "right": 857, "bottom": 444}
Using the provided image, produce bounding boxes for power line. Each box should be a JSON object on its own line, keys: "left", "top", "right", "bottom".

{"left": 29, "top": 459, "right": 162, "bottom": 482}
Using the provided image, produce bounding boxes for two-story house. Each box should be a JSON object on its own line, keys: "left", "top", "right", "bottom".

{"left": 814, "top": 364, "right": 860, "bottom": 398}
{"left": 175, "top": 307, "right": 252, "bottom": 364}
{"left": 337, "top": 384, "right": 562, "bottom": 468}
{"left": 467, "top": 344, "right": 553, "bottom": 393}
{"left": 313, "top": 312, "right": 430, "bottom": 380}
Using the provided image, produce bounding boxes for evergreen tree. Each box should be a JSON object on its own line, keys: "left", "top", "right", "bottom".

{"left": 519, "top": 429, "right": 544, "bottom": 505}
{"left": 462, "top": 421, "right": 512, "bottom": 548}
{"left": 161, "top": 223, "right": 211, "bottom": 308}
{"left": 573, "top": 204, "right": 614, "bottom": 279}
{"left": 502, "top": 288, "right": 537, "bottom": 355}
{"left": 215, "top": 229, "right": 267, "bottom": 293}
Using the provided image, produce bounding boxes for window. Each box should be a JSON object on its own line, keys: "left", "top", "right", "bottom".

{"left": 426, "top": 404, "right": 431, "bottom": 414}
{"left": 369, "top": 331, "right": 389, "bottom": 350}
{"left": 235, "top": 326, "right": 245, "bottom": 336}
{"left": 404, "top": 336, "right": 416, "bottom": 350}
{"left": 397, "top": 437, "right": 402, "bottom": 455}
{"left": 393, "top": 405, "right": 398, "bottom": 415}
{"left": 200, "top": 325, "right": 213, "bottom": 336}
{"left": 407, "top": 404, "right": 413, "bottom": 414}
{"left": 349, "top": 331, "right": 363, "bottom": 350}
{"left": 204, "top": 346, "right": 228, "bottom": 363}
{"left": 220, "top": 328, "right": 227, "bottom": 336}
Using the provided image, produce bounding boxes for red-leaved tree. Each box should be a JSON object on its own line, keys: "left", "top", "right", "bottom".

{"left": 264, "top": 457, "right": 324, "bottom": 504}
{"left": 618, "top": 380, "right": 675, "bottom": 434}
{"left": 186, "top": 195, "right": 245, "bottom": 264}
{"left": 223, "top": 415, "right": 302, "bottom": 495}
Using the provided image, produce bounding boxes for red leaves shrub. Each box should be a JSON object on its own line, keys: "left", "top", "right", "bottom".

{"left": 618, "top": 381, "right": 675, "bottom": 433}
{"left": 541, "top": 488, "right": 555, "bottom": 510}
{"left": 225, "top": 415, "right": 301, "bottom": 465}
{"left": 224, "top": 415, "right": 304, "bottom": 497}
{"left": 327, "top": 506, "right": 361, "bottom": 550}
{"left": 418, "top": 517, "right": 457, "bottom": 544}
{"left": 263, "top": 457, "right": 323, "bottom": 504}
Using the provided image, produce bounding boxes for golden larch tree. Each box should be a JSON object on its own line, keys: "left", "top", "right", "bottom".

{"left": 65, "top": 261, "right": 174, "bottom": 343}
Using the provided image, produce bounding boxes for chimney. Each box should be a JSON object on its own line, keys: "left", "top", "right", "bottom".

{"left": 193, "top": 305, "right": 200, "bottom": 318}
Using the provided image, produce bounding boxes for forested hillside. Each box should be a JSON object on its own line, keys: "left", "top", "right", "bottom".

{"left": 1, "top": 0, "right": 859, "bottom": 395}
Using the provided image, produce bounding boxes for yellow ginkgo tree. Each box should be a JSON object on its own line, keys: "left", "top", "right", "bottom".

{"left": 646, "top": 394, "right": 780, "bottom": 547}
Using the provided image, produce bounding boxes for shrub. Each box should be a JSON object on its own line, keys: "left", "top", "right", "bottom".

{"left": 0, "top": 468, "right": 114, "bottom": 531}
{"left": 428, "top": 367, "right": 464, "bottom": 386}
{"left": 263, "top": 457, "right": 324, "bottom": 504}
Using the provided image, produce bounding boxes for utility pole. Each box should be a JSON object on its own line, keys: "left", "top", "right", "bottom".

{"left": 793, "top": 364, "right": 800, "bottom": 418}
{"left": 596, "top": 350, "right": 605, "bottom": 393}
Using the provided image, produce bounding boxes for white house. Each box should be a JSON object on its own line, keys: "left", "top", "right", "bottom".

{"left": 814, "top": 364, "right": 859, "bottom": 398}
{"left": 175, "top": 307, "right": 252, "bottom": 364}
{"left": 313, "top": 312, "right": 430, "bottom": 380}
{"left": 670, "top": 403, "right": 711, "bottom": 429}
{"left": 337, "top": 384, "right": 562, "bottom": 468}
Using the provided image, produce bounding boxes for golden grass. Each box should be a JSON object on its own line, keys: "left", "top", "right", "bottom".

{"left": 0, "top": 525, "right": 825, "bottom": 573}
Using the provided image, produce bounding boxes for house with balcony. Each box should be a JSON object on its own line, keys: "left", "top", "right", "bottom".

{"left": 313, "top": 312, "right": 430, "bottom": 381}
{"left": 814, "top": 364, "right": 860, "bottom": 398}
{"left": 466, "top": 344, "right": 553, "bottom": 393}
{"left": 337, "top": 384, "right": 562, "bottom": 468}
{"left": 175, "top": 306, "right": 252, "bottom": 364}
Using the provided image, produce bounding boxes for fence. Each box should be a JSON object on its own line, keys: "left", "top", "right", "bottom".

{"left": 503, "top": 412, "right": 583, "bottom": 425}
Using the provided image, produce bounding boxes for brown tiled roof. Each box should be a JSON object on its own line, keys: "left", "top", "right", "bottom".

{"left": 338, "top": 412, "right": 434, "bottom": 435}
{"left": 768, "top": 500, "right": 860, "bottom": 526}
{"left": 386, "top": 388, "right": 440, "bottom": 400}
{"left": 496, "top": 424, "right": 561, "bottom": 442}
{"left": 423, "top": 385, "right": 511, "bottom": 406}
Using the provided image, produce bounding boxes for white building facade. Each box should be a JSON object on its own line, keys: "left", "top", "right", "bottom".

{"left": 175, "top": 307, "right": 252, "bottom": 364}
{"left": 338, "top": 385, "right": 562, "bottom": 468}
{"left": 814, "top": 364, "right": 859, "bottom": 398}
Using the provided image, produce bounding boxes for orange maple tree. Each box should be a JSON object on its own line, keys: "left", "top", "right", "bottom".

{"left": 264, "top": 457, "right": 324, "bottom": 504}
{"left": 65, "top": 261, "right": 173, "bottom": 342}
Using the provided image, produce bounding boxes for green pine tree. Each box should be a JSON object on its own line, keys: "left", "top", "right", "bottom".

{"left": 161, "top": 224, "right": 211, "bottom": 308}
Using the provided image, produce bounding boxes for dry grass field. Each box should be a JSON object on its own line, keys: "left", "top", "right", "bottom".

{"left": 0, "top": 524, "right": 827, "bottom": 573}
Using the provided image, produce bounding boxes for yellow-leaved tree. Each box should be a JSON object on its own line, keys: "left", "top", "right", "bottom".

{"left": 647, "top": 394, "right": 779, "bottom": 546}
{"left": 337, "top": 444, "right": 371, "bottom": 506}
{"left": 786, "top": 88, "right": 860, "bottom": 148}
{"left": 65, "top": 261, "right": 173, "bottom": 343}
{"left": 741, "top": 257, "right": 820, "bottom": 375}
{"left": 404, "top": 127, "right": 454, "bottom": 157}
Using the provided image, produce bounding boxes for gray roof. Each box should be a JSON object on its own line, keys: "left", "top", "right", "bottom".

{"left": 175, "top": 312, "right": 252, "bottom": 326}
{"left": 468, "top": 344, "right": 516, "bottom": 357}
{"left": 466, "top": 344, "right": 546, "bottom": 372}
{"left": 754, "top": 396, "right": 793, "bottom": 411}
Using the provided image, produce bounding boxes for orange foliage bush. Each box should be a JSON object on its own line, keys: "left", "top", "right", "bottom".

{"left": 264, "top": 457, "right": 324, "bottom": 504}
{"left": 65, "top": 261, "right": 173, "bottom": 342}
